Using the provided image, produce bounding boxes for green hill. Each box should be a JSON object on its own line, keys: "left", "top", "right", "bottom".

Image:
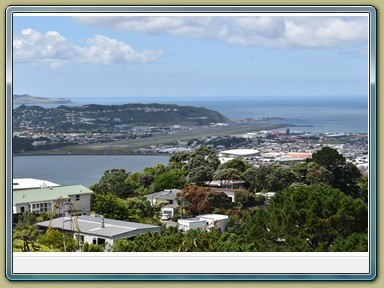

{"left": 13, "top": 103, "right": 231, "bottom": 132}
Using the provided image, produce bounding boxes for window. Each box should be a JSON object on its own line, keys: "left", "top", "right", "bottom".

{"left": 93, "top": 237, "right": 106, "bottom": 245}
{"left": 31, "top": 202, "right": 53, "bottom": 214}
{"left": 75, "top": 195, "right": 80, "bottom": 201}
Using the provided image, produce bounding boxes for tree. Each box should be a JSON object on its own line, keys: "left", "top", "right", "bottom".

{"left": 137, "top": 173, "right": 154, "bottom": 188}
{"left": 169, "top": 151, "right": 190, "bottom": 168}
{"left": 312, "top": 146, "right": 346, "bottom": 171}
{"left": 38, "top": 229, "right": 76, "bottom": 252}
{"left": 93, "top": 193, "right": 155, "bottom": 222}
{"left": 262, "top": 185, "right": 368, "bottom": 251}
{"left": 90, "top": 169, "right": 135, "bottom": 198}
{"left": 153, "top": 170, "right": 186, "bottom": 191}
{"left": 266, "top": 164, "right": 301, "bottom": 192}
{"left": 213, "top": 168, "right": 242, "bottom": 187}
{"left": 219, "top": 158, "right": 252, "bottom": 174}
{"left": 305, "top": 162, "right": 333, "bottom": 186}
{"left": 178, "top": 186, "right": 231, "bottom": 216}
{"left": 311, "top": 147, "right": 365, "bottom": 200}
{"left": 186, "top": 146, "right": 220, "bottom": 185}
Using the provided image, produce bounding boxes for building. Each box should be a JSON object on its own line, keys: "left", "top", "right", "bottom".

{"left": 219, "top": 149, "right": 259, "bottom": 158}
{"left": 13, "top": 185, "right": 93, "bottom": 216}
{"left": 161, "top": 203, "right": 179, "bottom": 220}
{"left": 207, "top": 180, "right": 246, "bottom": 190}
{"left": 13, "top": 178, "right": 60, "bottom": 190}
{"left": 144, "top": 189, "right": 180, "bottom": 206}
{"left": 178, "top": 214, "right": 229, "bottom": 233}
{"left": 37, "top": 215, "right": 161, "bottom": 250}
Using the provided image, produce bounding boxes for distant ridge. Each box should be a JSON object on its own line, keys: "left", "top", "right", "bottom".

{"left": 13, "top": 102, "right": 231, "bottom": 132}
{"left": 13, "top": 94, "right": 73, "bottom": 105}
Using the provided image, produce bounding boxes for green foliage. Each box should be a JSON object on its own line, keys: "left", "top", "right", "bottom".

{"left": 153, "top": 170, "right": 186, "bottom": 191}
{"left": 263, "top": 185, "right": 368, "bottom": 251}
{"left": 234, "top": 189, "right": 250, "bottom": 204}
{"left": 93, "top": 193, "right": 154, "bottom": 222}
{"left": 38, "top": 229, "right": 76, "bottom": 252}
{"left": 213, "top": 168, "right": 242, "bottom": 185}
{"left": 82, "top": 243, "right": 104, "bottom": 252}
{"left": 312, "top": 146, "right": 346, "bottom": 171}
{"left": 308, "top": 147, "right": 365, "bottom": 200}
{"left": 219, "top": 158, "right": 252, "bottom": 174}
{"left": 137, "top": 173, "right": 154, "bottom": 188}
{"left": 186, "top": 146, "right": 220, "bottom": 185}
{"left": 113, "top": 227, "right": 184, "bottom": 252}
{"left": 305, "top": 162, "right": 333, "bottom": 185}
{"left": 242, "top": 164, "right": 299, "bottom": 192}
{"left": 266, "top": 164, "right": 301, "bottom": 191}
{"left": 169, "top": 151, "right": 190, "bottom": 168}
{"left": 91, "top": 169, "right": 135, "bottom": 198}
{"left": 15, "top": 212, "right": 37, "bottom": 230}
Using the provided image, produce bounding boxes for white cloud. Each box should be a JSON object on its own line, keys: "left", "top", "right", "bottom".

{"left": 13, "top": 28, "right": 162, "bottom": 67}
{"left": 77, "top": 35, "right": 162, "bottom": 64}
{"left": 74, "top": 15, "right": 368, "bottom": 49}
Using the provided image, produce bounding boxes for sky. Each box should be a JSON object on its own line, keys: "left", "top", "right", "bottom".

{"left": 12, "top": 13, "right": 370, "bottom": 102}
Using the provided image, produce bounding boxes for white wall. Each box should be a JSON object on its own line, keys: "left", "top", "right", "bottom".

{"left": 70, "top": 194, "right": 92, "bottom": 215}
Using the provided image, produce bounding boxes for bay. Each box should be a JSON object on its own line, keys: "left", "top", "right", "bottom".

{"left": 13, "top": 155, "right": 170, "bottom": 188}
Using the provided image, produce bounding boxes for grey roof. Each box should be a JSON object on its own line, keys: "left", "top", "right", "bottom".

{"left": 37, "top": 215, "right": 160, "bottom": 239}
{"left": 13, "top": 185, "right": 93, "bottom": 204}
{"left": 145, "top": 189, "right": 180, "bottom": 201}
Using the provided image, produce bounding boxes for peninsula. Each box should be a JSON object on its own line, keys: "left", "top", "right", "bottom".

{"left": 13, "top": 94, "right": 73, "bottom": 105}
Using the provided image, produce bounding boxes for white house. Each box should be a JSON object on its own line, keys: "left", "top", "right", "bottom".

{"left": 178, "top": 214, "right": 229, "bottom": 233}
{"left": 161, "top": 203, "right": 179, "bottom": 220}
{"left": 144, "top": 189, "right": 180, "bottom": 206}
{"left": 36, "top": 215, "right": 161, "bottom": 250}
{"left": 13, "top": 178, "right": 60, "bottom": 190}
{"left": 13, "top": 185, "right": 94, "bottom": 216}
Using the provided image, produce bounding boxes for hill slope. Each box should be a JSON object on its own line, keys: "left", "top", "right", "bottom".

{"left": 13, "top": 103, "right": 231, "bottom": 132}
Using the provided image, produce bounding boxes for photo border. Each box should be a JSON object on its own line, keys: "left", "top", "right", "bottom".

{"left": 4, "top": 4, "right": 377, "bottom": 282}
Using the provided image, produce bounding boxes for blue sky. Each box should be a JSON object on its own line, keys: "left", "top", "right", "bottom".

{"left": 12, "top": 14, "right": 369, "bottom": 102}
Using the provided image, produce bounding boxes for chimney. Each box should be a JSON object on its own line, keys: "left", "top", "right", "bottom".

{"left": 101, "top": 214, "right": 105, "bottom": 228}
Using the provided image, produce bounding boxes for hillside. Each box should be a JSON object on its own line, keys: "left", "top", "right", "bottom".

{"left": 13, "top": 103, "right": 231, "bottom": 133}
{"left": 13, "top": 94, "right": 73, "bottom": 105}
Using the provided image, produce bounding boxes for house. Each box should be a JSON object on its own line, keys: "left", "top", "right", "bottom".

{"left": 255, "top": 192, "right": 276, "bottom": 203}
{"left": 36, "top": 215, "right": 161, "bottom": 251}
{"left": 206, "top": 180, "right": 246, "bottom": 190}
{"left": 160, "top": 203, "right": 179, "bottom": 220}
{"left": 13, "top": 185, "right": 94, "bottom": 216}
{"left": 13, "top": 178, "right": 60, "bottom": 190}
{"left": 144, "top": 189, "right": 180, "bottom": 206}
{"left": 210, "top": 188, "right": 238, "bottom": 202}
{"left": 178, "top": 214, "right": 229, "bottom": 233}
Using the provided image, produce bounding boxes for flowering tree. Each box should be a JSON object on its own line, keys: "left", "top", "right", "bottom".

{"left": 178, "top": 186, "right": 231, "bottom": 216}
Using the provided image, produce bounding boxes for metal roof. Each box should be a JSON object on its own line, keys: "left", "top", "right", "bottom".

{"left": 13, "top": 178, "right": 60, "bottom": 190}
{"left": 37, "top": 215, "right": 161, "bottom": 239}
{"left": 13, "top": 185, "right": 93, "bottom": 204}
{"left": 220, "top": 149, "right": 259, "bottom": 156}
{"left": 145, "top": 189, "right": 180, "bottom": 200}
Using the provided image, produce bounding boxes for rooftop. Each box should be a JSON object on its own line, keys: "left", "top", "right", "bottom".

{"left": 13, "top": 178, "right": 60, "bottom": 190}
{"left": 220, "top": 149, "right": 259, "bottom": 156}
{"left": 145, "top": 189, "right": 180, "bottom": 200}
{"left": 37, "top": 215, "right": 160, "bottom": 238}
{"left": 13, "top": 185, "right": 93, "bottom": 204}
